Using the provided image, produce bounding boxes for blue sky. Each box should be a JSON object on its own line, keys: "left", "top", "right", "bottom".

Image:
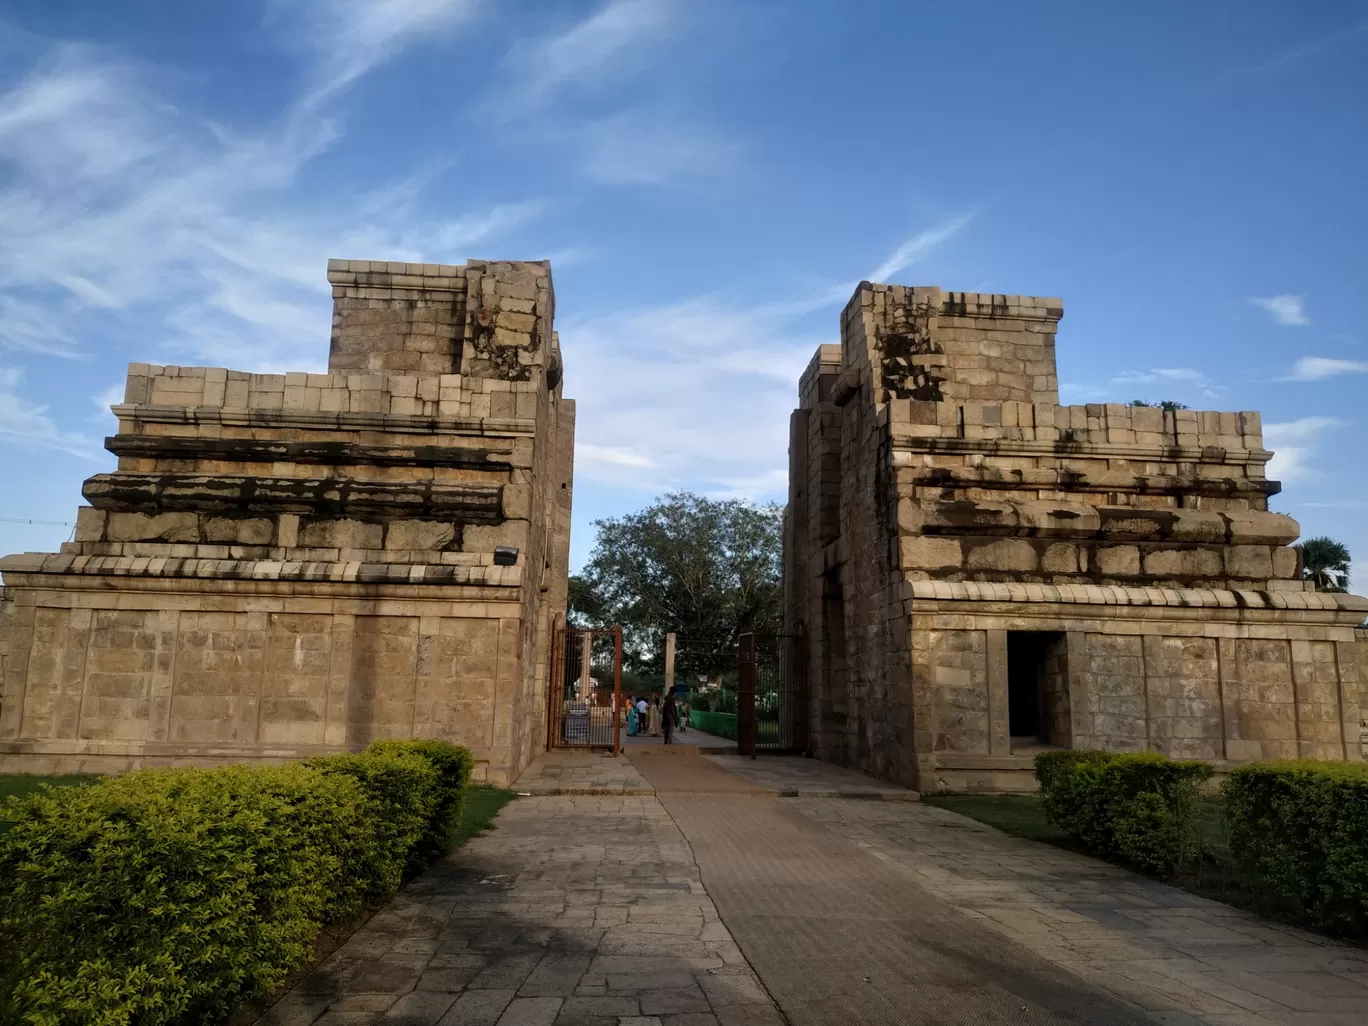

{"left": 0, "top": 1, "right": 1365, "bottom": 579}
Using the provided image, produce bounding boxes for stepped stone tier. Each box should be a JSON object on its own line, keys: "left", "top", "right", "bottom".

{"left": 0, "top": 259, "right": 574, "bottom": 786}
{"left": 784, "top": 283, "right": 1368, "bottom": 793}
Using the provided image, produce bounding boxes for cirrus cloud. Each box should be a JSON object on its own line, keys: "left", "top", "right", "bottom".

{"left": 1249, "top": 294, "right": 1310, "bottom": 326}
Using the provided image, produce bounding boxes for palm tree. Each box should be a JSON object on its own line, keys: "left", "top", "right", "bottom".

{"left": 1296, "top": 537, "right": 1351, "bottom": 592}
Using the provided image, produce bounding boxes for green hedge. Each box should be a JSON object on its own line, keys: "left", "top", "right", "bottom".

{"left": 1223, "top": 761, "right": 1368, "bottom": 934}
{"left": 0, "top": 739, "right": 473, "bottom": 1026}
{"left": 1035, "top": 750, "right": 1212, "bottom": 875}
{"left": 690, "top": 710, "right": 738, "bottom": 740}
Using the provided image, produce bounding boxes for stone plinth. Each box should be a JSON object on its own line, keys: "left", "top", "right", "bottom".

{"left": 786, "top": 283, "right": 1368, "bottom": 793}
{"left": 0, "top": 259, "right": 575, "bottom": 786}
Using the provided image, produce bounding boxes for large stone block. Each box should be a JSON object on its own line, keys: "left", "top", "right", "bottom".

{"left": 964, "top": 539, "right": 1037, "bottom": 573}
{"left": 1094, "top": 545, "right": 1140, "bottom": 576}
{"left": 899, "top": 536, "right": 963, "bottom": 570}
{"left": 1142, "top": 547, "right": 1224, "bottom": 578}
{"left": 1225, "top": 545, "right": 1274, "bottom": 580}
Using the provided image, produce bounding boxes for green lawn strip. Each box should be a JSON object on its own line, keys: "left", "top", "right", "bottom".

{"left": 0, "top": 774, "right": 99, "bottom": 834}
{"left": 452, "top": 785, "right": 517, "bottom": 848}
{"left": 924, "top": 795, "right": 1074, "bottom": 847}
{"left": 0, "top": 773, "right": 99, "bottom": 804}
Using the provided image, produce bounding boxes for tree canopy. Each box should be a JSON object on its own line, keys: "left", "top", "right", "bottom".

{"left": 569, "top": 492, "right": 783, "bottom": 678}
{"left": 1296, "top": 536, "right": 1351, "bottom": 592}
{"left": 1127, "top": 399, "right": 1189, "bottom": 411}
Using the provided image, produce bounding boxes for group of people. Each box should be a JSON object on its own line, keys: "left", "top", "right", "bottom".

{"left": 624, "top": 692, "right": 688, "bottom": 743}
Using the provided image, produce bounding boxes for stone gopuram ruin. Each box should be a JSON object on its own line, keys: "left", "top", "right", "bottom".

{"left": 785, "top": 283, "right": 1367, "bottom": 792}
{"left": 0, "top": 260, "right": 573, "bottom": 786}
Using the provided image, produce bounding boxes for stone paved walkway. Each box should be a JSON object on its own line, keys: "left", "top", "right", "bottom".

{"left": 512, "top": 752, "right": 653, "bottom": 795}
{"left": 623, "top": 726, "right": 734, "bottom": 751}
{"left": 702, "top": 754, "right": 920, "bottom": 799}
{"left": 636, "top": 758, "right": 1153, "bottom": 1026}
{"left": 260, "top": 755, "right": 1368, "bottom": 1026}
{"left": 788, "top": 798, "right": 1368, "bottom": 1025}
{"left": 258, "top": 794, "right": 783, "bottom": 1026}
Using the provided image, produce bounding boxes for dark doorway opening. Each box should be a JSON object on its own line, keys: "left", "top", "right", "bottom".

{"left": 1007, "top": 631, "right": 1069, "bottom": 747}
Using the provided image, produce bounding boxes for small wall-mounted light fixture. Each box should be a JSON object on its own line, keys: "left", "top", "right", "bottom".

{"left": 493, "top": 546, "right": 519, "bottom": 566}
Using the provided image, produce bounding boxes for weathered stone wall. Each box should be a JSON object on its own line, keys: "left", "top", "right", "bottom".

{"left": 0, "top": 259, "right": 573, "bottom": 786}
{"left": 786, "top": 281, "right": 1368, "bottom": 792}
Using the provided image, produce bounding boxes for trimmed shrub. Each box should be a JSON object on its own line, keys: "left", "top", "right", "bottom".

{"left": 0, "top": 740, "right": 474, "bottom": 1026}
{"left": 0, "top": 764, "right": 376, "bottom": 1025}
{"left": 1223, "top": 761, "right": 1368, "bottom": 935}
{"left": 305, "top": 748, "right": 440, "bottom": 899}
{"left": 1035, "top": 750, "right": 1212, "bottom": 875}
{"left": 362, "top": 739, "right": 475, "bottom": 869}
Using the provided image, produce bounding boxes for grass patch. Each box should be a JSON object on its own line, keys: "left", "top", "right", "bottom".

{"left": 0, "top": 774, "right": 98, "bottom": 804}
{"left": 1, "top": 775, "right": 98, "bottom": 835}
{"left": 925, "top": 794, "right": 1073, "bottom": 846}
{"left": 453, "top": 785, "right": 517, "bottom": 848}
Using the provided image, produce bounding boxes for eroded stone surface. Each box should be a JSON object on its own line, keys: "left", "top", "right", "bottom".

{"left": 785, "top": 284, "right": 1368, "bottom": 791}
{"left": 0, "top": 260, "right": 575, "bottom": 786}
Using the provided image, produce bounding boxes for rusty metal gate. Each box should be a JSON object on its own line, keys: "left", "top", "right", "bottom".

{"left": 737, "top": 630, "right": 807, "bottom": 756}
{"left": 547, "top": 624, "right": 623, "bottom": 751}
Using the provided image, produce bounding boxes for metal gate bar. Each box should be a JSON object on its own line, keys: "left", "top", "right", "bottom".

{"left": 547, "top": 624, "right": 623, "bottom": 752}
{"left": 737, "top": 629, "right": 806, "bottom": 755}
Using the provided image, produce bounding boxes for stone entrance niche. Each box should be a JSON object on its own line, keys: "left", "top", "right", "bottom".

{"left": 784, "top": 282, "right": 1368, "bottom": 793}
{"left": 1006, "top": 631, "right": 1068, "bottom": 749}
{"left": 0, "top": 259, "right": 575, "bottom": 786}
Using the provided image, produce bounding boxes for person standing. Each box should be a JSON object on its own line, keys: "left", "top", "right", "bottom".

{"left": 648, "top": 696, "right": 662, "bottom": 737}
{"left": 626, "top": 695, "right": 639, "bottom": 737}
{"left": 663, "top": 692, "right": 678, "bottom": 744}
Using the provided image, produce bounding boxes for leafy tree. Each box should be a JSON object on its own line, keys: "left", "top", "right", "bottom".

{"left": 1127, "top": 400, "right": 1189, "bottom": 411}
{"left": 571, "top": 492, "right": 783, "bottom": 678}
{"left": 1296, "top": 536, "right": 1351, "bottom": 592}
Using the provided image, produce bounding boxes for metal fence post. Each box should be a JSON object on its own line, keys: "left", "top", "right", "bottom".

{"left": 738, "top": 631, "right": 757, "bottom": 758}
{"left": 613, "top": 625, "right": 623, "bottom": 755}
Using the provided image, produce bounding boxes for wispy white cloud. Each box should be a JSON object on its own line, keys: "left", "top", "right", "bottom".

{"left": 293, "top": 0, "right": 481, "bottom": 109}
{"left": 1281, "top": 355, "right": 1368, "bottom": 381}
{"left": 493, "top": 0, "right": 673, "bottom": 119}
{"left": 484, "top": 1, "right": 735, "bottom": 190}
{"left": 573, "top": 111, "right": 741, "bottom": 186}
{"left": 0, "top": 294, "right": 80, "bottom": 357}
{"left": 1211, "top": 19, "right": 1368, "bottom": 91}
{"left": 1111, "top": 367, "right": 1206, "bottom": 386}
{"left": 564, "top": 299, "right": 821, "bottom": 496}
{"left": 90, "top": 382, "right": 123, "bottom": 420}
{"left": 1264, "top": 416, "right": 1344, "bottom": 484}
{"left": 867, "top": 215, "right": 973, "bottom": 282}
{"left": 564, "top": 213, "right": 970, "bottom": 498}
{"left": 1058, "top": 382, "right": 1112, "bottom": 403}
{"left": 1249, "top": 294, "right": 1310, "bottom": 326}
{"left": 0, "top": 367, "right": 98, "bottom": 458}
{"left": 0, "top": 17, "right": 539, "bottom": 371}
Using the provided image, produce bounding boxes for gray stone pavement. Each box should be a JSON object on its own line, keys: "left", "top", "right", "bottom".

{"left": 512, "top": 752, "right": 654, "bottom": 795}
{"left": 255, "top": 794, "right": 783, "bottom": 1026}
{"left": 702, "top": 754, "right": 919, "bottom": 799}
{"left": 516, "top": 750, "right": 922, "bottom": 799}
{"left": 638, "top": 760, "right": 1154, "bottom": 1026}
{"left": 787, "top": 798, "right": 1368, "bottom": 1026}
{"left": 623, "top": 726, "right": 734, "bottom": 752}
{"left": 260, "top": 754, "right": 1368, "bottom": 1026}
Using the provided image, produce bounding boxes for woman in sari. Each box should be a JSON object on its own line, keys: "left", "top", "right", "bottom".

{"left": 626, "top": 695, "right": 639, "bottom": 736}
